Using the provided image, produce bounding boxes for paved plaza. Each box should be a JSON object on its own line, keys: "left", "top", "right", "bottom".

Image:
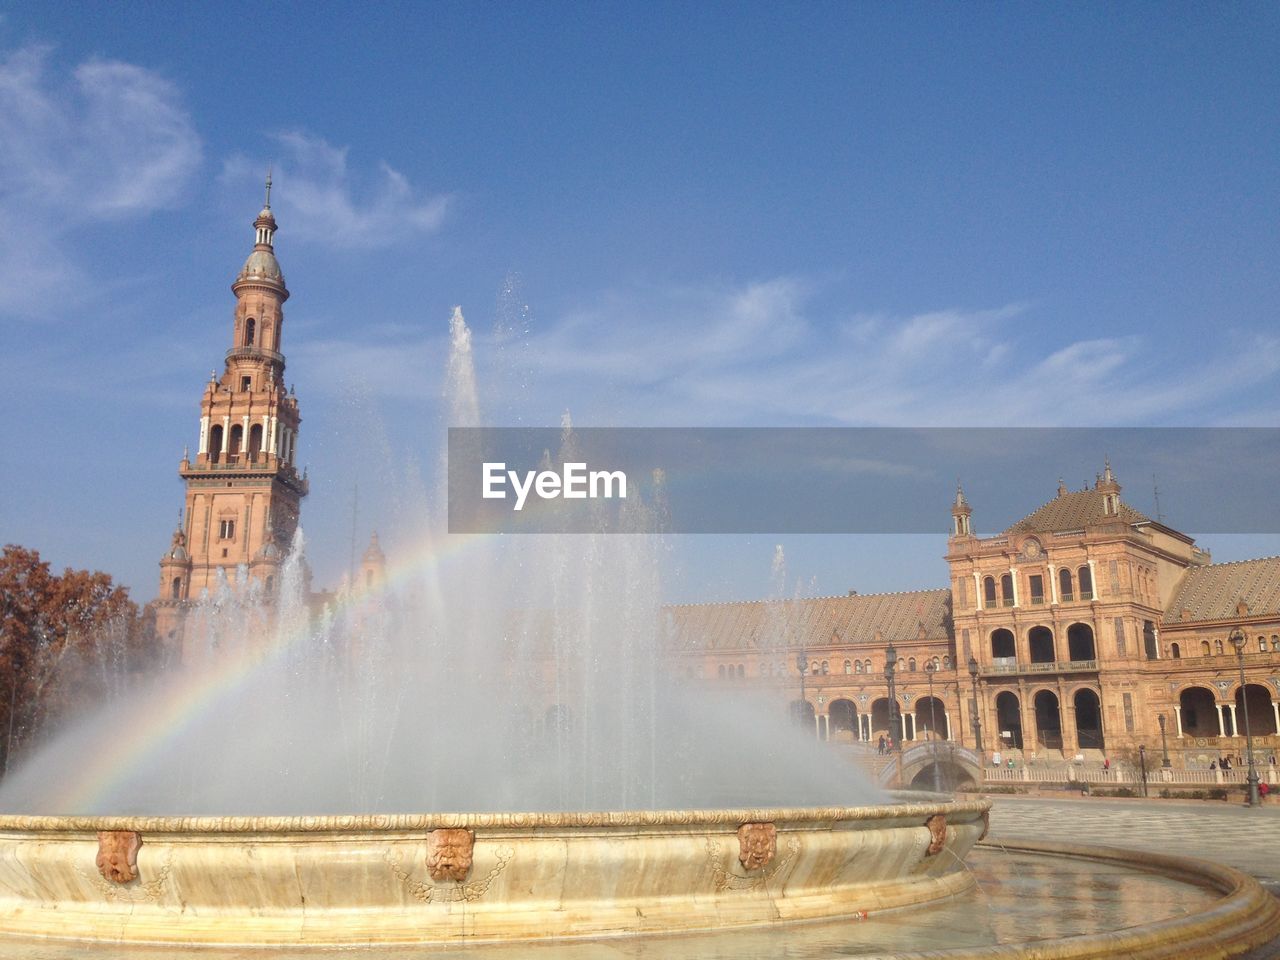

{"left": 987, "top": 794, "right": 1280, "bottom": 892}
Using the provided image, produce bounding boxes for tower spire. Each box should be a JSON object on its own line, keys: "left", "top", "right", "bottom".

{"left": 264, "top": 166, "right": 273, "bottom": 209}
{"left": 951, "top": 480, "right": 973, "bottom": 538}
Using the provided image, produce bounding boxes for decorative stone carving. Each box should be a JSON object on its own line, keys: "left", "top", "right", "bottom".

{"left": 388, "top": 845, "right": 512, "bottom": 903}
{"left": 924, "top": 814, "right": 947, "bottom": 856}
{"left": 737, "top": 822, "right": 777, "bottom": 871}
{"left": 427, "top": 828, "right": 474, "bottom": 882}
{"left": 96, "top": 831, "right": 141, "bottom": 884}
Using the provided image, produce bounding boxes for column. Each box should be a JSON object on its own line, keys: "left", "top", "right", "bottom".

{"left": 1009, "top": 568, "right": 1019, "bottom": 606}
{"left": 1216, "top": 703, "right": 1226, "bottom": 737}
{"left": 1018, "top": 680, "right": 1035, "bottom": 753}
{"left": 1048, "top": 564, "right": 1059, "bottom": 604}
{"left": 1226, "top": 703, "right": 1239, "bottom": 737}
{"left": 1087, "top": 560, "right": 1098, "bottom": 598}
{"left": 1173, "top": 705, "right": 1184, "bottom": 738}
{"left": 198, "top": 415, "right": 209, "bottom": 454}
{"left": 261, "top": 414, "right": 270, "bottom": 457}
{"left": 943, "top": 711, "right": 952, "bottom": 741}
{"left": 268, "top": 416, "right": 278, "bottom": 456}
{"left": 1272, "top": 701, "right": 1279, "bottom": 734}
{"left": 973, "top": 572, "right": 982, "bottom": 607}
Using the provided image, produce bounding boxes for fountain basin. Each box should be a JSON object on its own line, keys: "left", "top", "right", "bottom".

{"left": 0, "top": 798, "right": 988, "bottom": 945}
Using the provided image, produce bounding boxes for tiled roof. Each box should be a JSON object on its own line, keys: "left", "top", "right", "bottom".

{"left": 1005, "top": 489, "right": 1150, "bottom": 534}
{"left": 665, "top": 589, "right": 952, "bottom": 653}
{"left": 1164, "top": 557, "right": 1280, "bottom": 624}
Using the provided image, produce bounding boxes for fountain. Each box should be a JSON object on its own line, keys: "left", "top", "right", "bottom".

{"left": 0, "top": 307, "right": 1274, "bottom": 957}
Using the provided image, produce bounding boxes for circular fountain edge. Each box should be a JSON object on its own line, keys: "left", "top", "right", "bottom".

{"left": 0, "top": 798, "right": 990, "bottom": 945}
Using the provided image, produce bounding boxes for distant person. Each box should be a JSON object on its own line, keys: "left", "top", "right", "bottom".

{"left": 877, "top": 735, "right": 886, "bottom": 755}
{"left": 1103, "top": 757, "right": 1110, "bottom": 771}
{"left": 1260, "top": 782, "right": 1270, "bottom": 803}
{"left": 1223, "top": 757, "right": 1232, "bottom": 771}
{"left": 1210, "top": 760, "right": 1217, "bottom": 770}
{"left": 992, "top": 750, "right": 1002, "bottom": 768}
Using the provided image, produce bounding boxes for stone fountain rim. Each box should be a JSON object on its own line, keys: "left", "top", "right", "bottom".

{"left": 0, "top": 797, "right": 990, "bottom": 834}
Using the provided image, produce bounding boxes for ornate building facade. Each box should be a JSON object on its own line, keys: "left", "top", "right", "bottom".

{"left": 154, "top": 186, "right": 308, "bottom": 650}
{"left": 669, "top": 466, "right": 1280, "bottom": 767}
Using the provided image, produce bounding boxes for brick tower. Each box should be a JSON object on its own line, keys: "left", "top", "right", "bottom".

{"left": 154, "top": 178, "right": 308, "bottom": 648}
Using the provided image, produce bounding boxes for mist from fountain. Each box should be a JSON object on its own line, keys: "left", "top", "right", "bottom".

{"left": 0, "top": 307, "right": 883, "bottom": 817}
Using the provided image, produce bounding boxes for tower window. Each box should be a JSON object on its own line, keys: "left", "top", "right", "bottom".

{"left": 219, "top": 519, "right": 236, "bottom": 540}
{"left": 1029, "top": 575, "right": 1044, "bottom": 604}
{"left": 246, "top": 318, "right": 256, "bottom": 346}
{"left": 241, "top": 376, "right": 252, "bottom": 392}
{"left": 170, "top": 577, "right": 182, "bottom": 600}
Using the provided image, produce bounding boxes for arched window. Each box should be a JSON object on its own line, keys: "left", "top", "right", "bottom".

{"left": 932, "top": 656, "right": 941, "bottom": 670}
{"left": 908, "top": 657, "right": 917, "bottom": 671}
{"left": 245, "top": 317, "right": 256, "bottom": 346}
{"left": 1272, "top": 636, "right": 1280, "bottom": 652}
{"left": 265, "top": 575, "right": 274, "bottom": 593}
{"left": 811, "top": 661, "right": 819, "bottom": 675}
{"left": 1059, "top": 568, "right": 1074, "bottom": 602}
{"left": 209, "top": 424, "right": 224, "bottom": 464}
{"left": 943, "top": 655, "right": 952, "bottom": 669}
{"left": 170, "top": 576, "right": 181, "bottom": 599}
{"left": 1260, "top": 637, "right": 1268, "bottom": 654}
{"left": 1170, "top": 642, "right": 1180, "bottom": 659}
{"left": 897, "top": 657, "right": 905, "bottom": 671}
{"left": 1000, "top": 574, "right": 1014, "bottom": 606}
{"left": 718, "top": 664, "right": 726, "bottom": 679}
{"left": 845, "top": 659, "right": 853, "bottom": 674}
{"left": 983, "top": 577, "right": 997, "bottom": 609}
{"left": 1215, "top": 639, "right": 1224, "bottom": 655}
{"left": 1200, "top": 640, "right": 1211, "bottom": 657}
{"left": 249, "top": 423, "right": 264, "bottom": 459}
{"left": 737, "top": 664, "right": 745, "bottom": 679}
{"left": 229, "top": 424, "right": 243, "bottom": 458}
{"left": 854, "top": 660, "right": 862, "bottom": 673}
{"left": 1078, "top": 565, "right": 1093, "bottom": 600}
{"left": 820, "top": 660, "right": 829, "bottom": 675}
{"left": 864, "top": 659, "right": 872, "bottom": 673}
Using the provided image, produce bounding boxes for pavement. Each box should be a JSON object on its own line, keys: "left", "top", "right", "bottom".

{"left": 986, "top": 793, "right": 1280, "bottom": 893}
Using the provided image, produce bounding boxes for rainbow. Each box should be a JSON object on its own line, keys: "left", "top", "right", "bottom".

{"left": 53, "top": 529, "right": 494, "bottom": 813}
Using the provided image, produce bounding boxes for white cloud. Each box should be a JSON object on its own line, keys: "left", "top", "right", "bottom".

{"left": 0, "top": 45, "right": 201, "bottom": 317}
{"left": 221, "top": 132, "right": 449, "bottom": 249}
{"left": 309, "top": 277, "right": 1280, "bottom": 429}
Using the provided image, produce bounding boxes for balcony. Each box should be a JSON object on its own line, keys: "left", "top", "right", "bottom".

{"left": 981, "top": 659, "right": 1099, "bottom": 677}
{"left": 226, "top": 346, "right": 285, "bottom": 364}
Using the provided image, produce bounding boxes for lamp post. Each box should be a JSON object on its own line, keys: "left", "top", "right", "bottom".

{"left": 1158, "top": 713, "right": 1171, "bottom": 769}
{"left": 925, "top": 660, "right": 941, "bottom": 791}
{"left": 796, "top": 651, "right": 809, "bottom": 736}
{"left": 1229, "top": 628, "right": 1262, "bottom": 807}
{"left": 1138, "top": 744, "right": 1148, "bottom": 798}
{"left": 884, "top": 641, "right": 899, "bottom": 752}
{"left": 967, "top": 655, "right": 983, "bottom": 759}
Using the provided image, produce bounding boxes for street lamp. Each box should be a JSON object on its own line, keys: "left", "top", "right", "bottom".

{"left": 1138, "top": 744, "right": 1148, "bottom": 798}
{"left": 1157, "top": 713, "right": 1171, "bottom": 769}
{"left": 967, "top": 655, "right": 983, "bottom": 758}
{"left": 884, "top": 641, "right": 899, "bottom": 752}
{"left": 796, "top": 651, "right": 809, "bottom": 735}
{"left": 925, "top": 660, "right": 941, "bottom": 792}
{"left": 1229, "top": 628, "right": 1262, "bottom": 807}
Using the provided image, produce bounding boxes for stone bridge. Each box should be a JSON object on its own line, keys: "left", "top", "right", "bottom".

{"left": 877, "top": 742, "right": 984, "bottom": 791}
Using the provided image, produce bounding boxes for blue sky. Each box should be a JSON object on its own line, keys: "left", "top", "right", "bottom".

{"left": 1, "top": 3, "right": 1278, "bottom": 601}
